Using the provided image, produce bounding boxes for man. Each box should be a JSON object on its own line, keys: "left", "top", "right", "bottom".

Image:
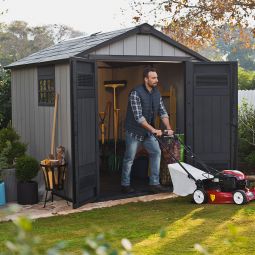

{"left": 121, "top": 67, "right": 174, "bottom": 194}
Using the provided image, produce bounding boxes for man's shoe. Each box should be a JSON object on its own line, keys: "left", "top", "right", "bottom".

{"left": 149, "top": 184, "right": 169, "bottom": 194}
{"left": 121, "top": 186, "right": 135, "bottom": 194}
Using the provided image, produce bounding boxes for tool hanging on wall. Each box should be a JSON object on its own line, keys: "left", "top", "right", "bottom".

{"left": 105, "top": 101, "right": 112, "bottom": 142}
{"left": 50, "top": 94, "right": 59, "bottom": 157}
{"left": 104, "top": 81, "right": 126, "bottom": 171}
{"left": 99, "top": 112, "right": 106, "bottom": 145}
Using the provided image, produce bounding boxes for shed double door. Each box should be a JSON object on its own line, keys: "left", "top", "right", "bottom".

{"left": 71, "top": 58, "right": 99, "bottom": 208}
{"left": 71, "top": 59, "right": 238, "bottom": 208}
{"left": 185, "top": 61, "right": 238, "bottom": 170}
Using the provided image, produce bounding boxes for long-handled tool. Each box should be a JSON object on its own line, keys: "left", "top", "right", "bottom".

{"left": 104, "top": 81, "right": 126, "bottom": 171}
{"left": 105, "top": 101, "right": 112, "bottom": 142}
{"left": 51, "top": 94, "right": 59, "bottom": 157}
{"left": 99, "top": 112, "right": 106, "bottom": 145}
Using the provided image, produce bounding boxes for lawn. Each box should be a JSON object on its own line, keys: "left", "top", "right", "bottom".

{"left": 1, "top": 196, "right": 255, "bottom": 254}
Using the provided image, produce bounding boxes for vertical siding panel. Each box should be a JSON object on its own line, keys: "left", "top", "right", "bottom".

{"left": 11, "top": 71, "right": 17, "bottom": 129}
{"left": 95, "top": 46, "right": 110, "bottom": 55}
{"left": 149, "top": 35, "right": 162, "bottom": 56}
{"left": 60, "top": 65, "right": 67, "bottom": 149}
{"left": 44, "top": 106, "right": 50, "bottom": 157}
{"left": 123, "top": 35, "right": 137, "bottom": 55}
{"left": 24, "top": 69, "right": 30, "bottom": 153}
{"left": 66, "top": 65, "right": 72, "bottom": 198}
{"left": 34, "top": 68, "right": 41, "bottom": 159}
{"left": 16, "top": 70, "right": 20, "bottom": 134}
{"left": 66, "top": 66, "right": 71, "bottom": 165}
{"left": 109, "top": 40, "right": 124, "bottom": 55}
{"left": 21, "top": 70, "right": 26, "bottom": 143}
{"left": 137, "top": 35, "right": 149, "bottom": 55}
{"left": 174, "top": 48, "right": 186, "bottom": 57}
{"left": 162, "top": 42, "right": 175, "bottom": 56}
{"left": 29, "top": 68, "right": 36, "bottom": 157}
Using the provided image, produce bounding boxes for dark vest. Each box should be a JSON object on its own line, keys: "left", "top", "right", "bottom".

{"left": 125, "top": 84, "right": 161, "bottom": 136}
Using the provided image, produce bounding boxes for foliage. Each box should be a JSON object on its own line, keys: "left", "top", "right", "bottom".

{"left": 238, "top": 99, "right": 255, "bottom": 165}
{"left": 15, "top": 155, "right": 39, "bottom": 182}
{"left": 0, "top": 68, "right": 11, "bottom": 129}
{"left": 238, "top": 67, "right": 255, "bottom": 90}
{"left": 129, "top": 0, "right": 255, "bottom": 51}
{"left": 245, "top": 151, "right": 255, "bottom": 167}
{"left": 0, "top": 127, "right": 27, "bottom": 169}
{"left": 0, "top": 21, "right": 84, "bottom": 66}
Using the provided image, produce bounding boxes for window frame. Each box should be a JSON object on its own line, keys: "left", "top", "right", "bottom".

{"left": 38, "top": 65, "right": 55, "bottom": 106}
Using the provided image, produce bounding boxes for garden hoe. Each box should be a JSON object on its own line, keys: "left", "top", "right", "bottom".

{"left": 104, "top": 81, "right": 126, "bottom": 171}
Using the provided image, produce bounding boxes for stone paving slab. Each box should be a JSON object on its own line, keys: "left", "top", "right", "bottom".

{"left": 0, "top": 193, "right": 177, "bottom": 222}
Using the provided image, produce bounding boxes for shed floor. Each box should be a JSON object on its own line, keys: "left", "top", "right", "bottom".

{"left": 99, "top": 169, "right": 173, "bottom": 201}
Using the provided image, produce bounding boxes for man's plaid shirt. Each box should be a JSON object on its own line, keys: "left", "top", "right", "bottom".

{"left": 127, "top": 90, "right": 169, "bottom": 141}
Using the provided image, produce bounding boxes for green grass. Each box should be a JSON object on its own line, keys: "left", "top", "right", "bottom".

{"left": 1, "top": 196, "right": 255, "bottom": 254}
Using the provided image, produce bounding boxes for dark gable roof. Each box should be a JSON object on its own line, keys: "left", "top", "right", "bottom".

{"left": 6, "top": 23, "right": 208, "bottom": 68}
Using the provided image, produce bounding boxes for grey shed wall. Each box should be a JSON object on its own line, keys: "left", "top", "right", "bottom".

{"left": 11, "top": 64, "right": 73, "bottom": 198}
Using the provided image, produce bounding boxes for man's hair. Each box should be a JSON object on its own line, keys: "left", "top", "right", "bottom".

{"left": 143, "top": 67, "right": 157, "bottom": 79}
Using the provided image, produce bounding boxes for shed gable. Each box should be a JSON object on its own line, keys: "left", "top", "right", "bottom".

{"left": 89, "top": 34, "right": 190, "bottom": 57}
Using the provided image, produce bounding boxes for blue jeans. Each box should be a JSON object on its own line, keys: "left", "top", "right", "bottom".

{"left": 121, "top": 132, "right": 161, "bottom": 186}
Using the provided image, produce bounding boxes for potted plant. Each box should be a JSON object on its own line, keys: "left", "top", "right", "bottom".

{"left": 0, "top": 127, "right": 27, "bottom": 202}
{"left": 15, "top": 155, "right": 39, "bottom": 205}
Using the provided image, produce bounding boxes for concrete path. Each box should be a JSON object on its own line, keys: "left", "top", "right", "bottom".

{"left": 0, "top": 193, "right": 177, "bottom": 222}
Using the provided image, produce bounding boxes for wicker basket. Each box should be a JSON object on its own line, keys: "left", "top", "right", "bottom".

{"left": 159, "top": 138, "right": 181, "bottom": 185}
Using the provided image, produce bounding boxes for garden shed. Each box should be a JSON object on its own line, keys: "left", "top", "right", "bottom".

{"left": 6, "top": 23, "right": 238, "bottom": 208}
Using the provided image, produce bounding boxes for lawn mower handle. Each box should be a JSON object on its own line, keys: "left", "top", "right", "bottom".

{"left": 152, "top": 132, "right": 197, "bottom": 183}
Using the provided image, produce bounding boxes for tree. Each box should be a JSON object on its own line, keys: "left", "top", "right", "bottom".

{"left": 129, "top": 0, "right": 255, "bottom": 51}
{"left": 0, "top": 68, "right": 11, "bottom": 129}
{"left": 0, "top": 21, "right": 84, "bottom": 128}
{"left": 238, "top": 67, "right": 255, "bottom": 90}
{"left": 197, "top": 26, "right": 255, "bottom": 70}
{"left": 0, "top": 21, "right": 84, "bottom": 66}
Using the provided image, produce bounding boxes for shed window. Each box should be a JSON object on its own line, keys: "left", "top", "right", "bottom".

{"left": 38, "top": 65, "right": 55, "bottom": 106}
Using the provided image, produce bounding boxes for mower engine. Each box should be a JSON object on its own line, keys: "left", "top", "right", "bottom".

{"left": 200, "top": 170, "right": 255, "bottom": 205}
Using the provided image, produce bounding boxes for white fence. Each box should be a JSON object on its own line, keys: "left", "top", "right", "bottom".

{"left": 238, "top": 90, "right": 255, "bottom": 108}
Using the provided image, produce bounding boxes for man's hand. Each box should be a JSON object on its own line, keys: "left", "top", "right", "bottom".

{"left": 152, "top": 129, "right": 162, "bottom": 137}
{"left": 164, "top": 129, "right": 174, "bottom": 136}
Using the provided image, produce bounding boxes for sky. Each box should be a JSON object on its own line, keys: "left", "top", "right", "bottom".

{"left": 0, "top": 0, "right": 140, "bottom": 34}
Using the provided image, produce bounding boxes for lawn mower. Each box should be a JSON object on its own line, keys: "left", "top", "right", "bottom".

{"left": 155, "top": 133, "right": 255, "bottom": 205}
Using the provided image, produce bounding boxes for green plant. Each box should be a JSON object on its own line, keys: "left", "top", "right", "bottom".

{"left": 245, "top": 151, "right": 255, "bottom": 167}
{"left": 0, "top": 127, "right": 27, "bottom": 169}
{"left": 238, "top": 67, "right": 255, "bottom": 90}
{"left": 15, "top": 155, "right": 39, "bottom": 182}
{"left": 0, "top": 68, "right": 11, "bottom": 129}
{"left": 238, "top": 99, "right": 255, "bottom": 165}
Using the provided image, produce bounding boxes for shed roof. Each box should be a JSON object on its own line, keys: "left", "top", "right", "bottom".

{"left": 6, "top": 23, "right": 208, "bottom": 68}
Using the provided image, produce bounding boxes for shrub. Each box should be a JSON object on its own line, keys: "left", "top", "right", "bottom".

{"left": 0, "top": 127, "right": 27, "bottom": 169}
{"left": 0, "top": 68, "right": 11, "bottom": 129}
{"left": 245, "top": 151, "right": 255, "bottom": 167}
{"left": 238, "top": 67, "right": 255, "bottom": 90}
{"left": 238, "top": 99, "right": 255, "bottom": 165}
{"left": 15, "top": 155, "right": 39, "bottom": 182}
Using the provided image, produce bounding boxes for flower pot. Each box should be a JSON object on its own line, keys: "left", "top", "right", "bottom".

{"left": 2, "top": 168, "right": 17, "bottom": 202}
{"left": 17, "top": 181, "right": 38, "bottom": 205}
{"left": 0, "top": 181, "right": 6, "bottom": 206}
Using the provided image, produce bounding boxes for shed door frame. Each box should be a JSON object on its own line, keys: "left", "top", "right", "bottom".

{"left": 70, "top": 57, "right": 99, "bottom": 209}
{"left": 185, "top": 61, "right": 238, "bottom": 169}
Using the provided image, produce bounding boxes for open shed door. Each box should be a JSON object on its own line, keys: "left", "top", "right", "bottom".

{"left": 71, "top": 57, "right": 99, "bottom": 208}
{"left": 185, "top": 62, "right": 238, "bottom": 170}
